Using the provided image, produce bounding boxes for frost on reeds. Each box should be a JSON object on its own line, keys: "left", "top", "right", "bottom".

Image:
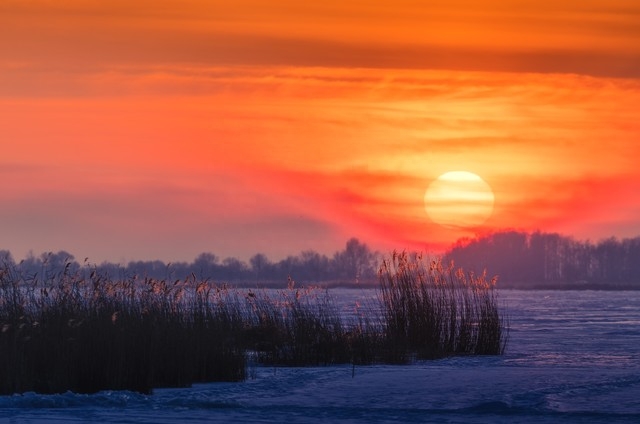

{"left": 0, "top": 253, "right": 507, "bottom": 395}
{"left": 378, "top": 251, "right": 508, "bottom": 362}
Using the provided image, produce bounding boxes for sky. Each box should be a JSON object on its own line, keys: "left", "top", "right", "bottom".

{"left": 2, "top": 0, "right": 640, "bottom": 264}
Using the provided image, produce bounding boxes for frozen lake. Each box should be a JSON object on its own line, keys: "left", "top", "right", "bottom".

{"left": 1, "top": 290, "right": 639, "bottom": 423}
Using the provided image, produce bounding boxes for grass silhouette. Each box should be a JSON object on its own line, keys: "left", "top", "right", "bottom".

{"left": 0, "top": 253, "right": 507, "bottom": 394}
{"left": 379, "top": 252, "right": 508, "bottom": 362}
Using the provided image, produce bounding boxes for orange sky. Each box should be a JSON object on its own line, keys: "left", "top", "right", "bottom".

{"left": 2, "top": 1, "right": 640, "bottom": 263}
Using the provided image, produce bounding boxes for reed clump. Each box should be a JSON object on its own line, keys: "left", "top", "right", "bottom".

{"left": 241, "top": 279, "right": 384, "bottom": 367}
{"left": 0, "top": 253, "right": 507, "bottom": 395}
{"left": 0, "top": 266, "right": 246, "bottom": 395}
{"left": 378, "top": 252, "right": 508, "bottom": 361}
{"left": 243, "top": 282, "right": 349, "bottom": 365}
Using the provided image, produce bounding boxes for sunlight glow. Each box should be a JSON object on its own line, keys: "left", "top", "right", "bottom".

{"left": 424, "top": 171, "right": 495, "bottom": 229}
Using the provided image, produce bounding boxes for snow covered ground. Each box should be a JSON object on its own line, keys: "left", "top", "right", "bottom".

{"left": 1, "top": 290, "right": 639, "bottom": 423}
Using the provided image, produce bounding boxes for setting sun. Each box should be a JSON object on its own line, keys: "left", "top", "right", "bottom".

{"left": 424, "top": 171, "right": 495, "bottom": 229}
{"left": 0, "top": 1, "right": 638, "bottom": 418}
{"left": 1, "top": 0, "right": 639, "bottom": 261}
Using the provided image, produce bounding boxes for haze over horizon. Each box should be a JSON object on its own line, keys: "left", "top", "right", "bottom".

{"left": 2, "top": 1, "right": 640, "bottom": 264}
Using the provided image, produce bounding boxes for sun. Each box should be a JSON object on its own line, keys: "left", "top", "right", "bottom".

{"left": 424, "top": 171, "right": 495, "bottom": 229}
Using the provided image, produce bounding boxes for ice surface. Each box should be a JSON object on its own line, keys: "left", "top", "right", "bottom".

{"left": 1, "top": 290, "right": 639, "bottom": 423}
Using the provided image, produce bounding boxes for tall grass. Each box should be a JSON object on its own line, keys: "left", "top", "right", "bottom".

{"left": 378, "top": 252, "right": 508, "bottom": 361}
{"left": 0, "top": 253, "right": 507, "bottom": 395}
{"left": 0, "top": 266, "right": 245, "bottom": 395}
{"left": 243, "top": 281, "right": 350, "bottom": 365}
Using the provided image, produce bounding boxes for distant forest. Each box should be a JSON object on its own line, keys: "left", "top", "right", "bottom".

{"left": 0, "top": 238, "right": 379, "bottom": 288}
{"left": 444, "top": 231, "right": 640, "bottom": 289}
{"left": 3, "top": 232, "right": 640, "bottom": 289}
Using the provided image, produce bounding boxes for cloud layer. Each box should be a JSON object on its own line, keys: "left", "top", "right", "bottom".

{"left": 2, "top": 1, "right": 639, "bottom": 262}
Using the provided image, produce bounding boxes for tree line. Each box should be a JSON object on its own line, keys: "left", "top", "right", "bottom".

{"left": 0, "top": 238, "right": 379, "bottom": 287}
{"left": 4, "top": 231, "right": 640, "bottom": 289}
{"left": 444, "top": 230, "right": 640, "bottom": 289}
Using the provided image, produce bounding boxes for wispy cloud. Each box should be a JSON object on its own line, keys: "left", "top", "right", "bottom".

{"left": 2, "top": 1, "right": 639, "bottom": 77}
{"left": 2, "top": 2, "right": 640, "bottom": 261}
